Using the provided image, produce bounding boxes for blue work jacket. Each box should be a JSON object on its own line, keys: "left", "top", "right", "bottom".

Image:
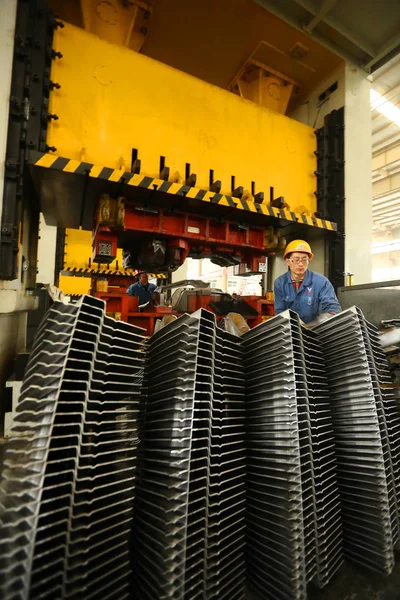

{"left": 127, "top": 282, "right": 157, "bottom": 306}
{"left": 274, "top": 269, "right": 341, "bottom": 324}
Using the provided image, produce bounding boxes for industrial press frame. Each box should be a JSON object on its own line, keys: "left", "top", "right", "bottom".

{"left": 1, "top": 0, "right": 345, "bottom": 332}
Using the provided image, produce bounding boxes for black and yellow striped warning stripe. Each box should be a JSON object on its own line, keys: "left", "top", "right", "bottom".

{"left": 32, "top": 152, "right": 337, "bottom": 232}
{"left": 62, "top": 266, "right": 167, "bottom": 278}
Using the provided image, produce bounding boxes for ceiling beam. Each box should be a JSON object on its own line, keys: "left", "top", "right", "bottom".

{"left": 303, "top": 0, "right": 337, "bottom": 33}
{"left": 373, "top": 172, "right": 400, "bottom": 197}
{"left": 373, "top": 197, "right": 400, "bottom": 212}
{"left": 372, "top": 56, "right": 400, "bottom": 83}
{"left": 374, "top": 167, "right": 400, "bottom": 182}
{"left": 371, "top": 82, "right": 400, "bottom": 112}
{"left": 373, "top": 200, "right": 400, "bottom": 215}
{"left": 373, "top": 213, "right": 400, "bottom": 225}
{"left": 374, "top": 214, "right": 400, "bottom": 225}
{"left": 372, "top": 135, "right": 400, "bottom": 154}
{"left": 373, "top": 188, "right": 400, "bottom": 206}
{"left": 364, "top": 31, "right": 400, "bottom": 70}
{"left": 292, "top": 0, "right": 376, "bottom": 57}
{"left": 372, "top": 100, "right": 400, "bottom": 121}
{"left": 323, "top": 17, "right": 376, "bottom": 59}
{"left": 373, "top": 138, "right": 400, "bottom": 158}
{"left": 373, "top": 121, "right": 397, "bottom": 137}
{"left": 373, "top": 224, "right": 400, "bottom": 237}
{"left": 372, "top": 142, "right": 400, "bottom": 171}
{"left": 253, "top": 0, "right": 370, "bottom": 71}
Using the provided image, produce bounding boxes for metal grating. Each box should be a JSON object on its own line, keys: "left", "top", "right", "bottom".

{"left": 0, "top": 296, "right": 145, "bottom": 600}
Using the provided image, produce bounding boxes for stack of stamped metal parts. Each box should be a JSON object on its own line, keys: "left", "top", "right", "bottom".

{"left": 302, "top": 327, "right": 343, "bottom": 586}
{"left": 0, "top": 296, "right": 145, "bottom": 600}
{"left": 314, "top": 307, "right": 400, "bottom": 575}
{"left": 4, "top": 293, "right": 400, "bottom": 600}
{"left": 133, "top": 309, "right": 246, "bottom": 599}
{"left": 362, "top": 316, "right": 400, "bottom": 513}
{"left": 242, "top": 310, "right": 343, "bottom": 600}
{"left": 206, "top": 327, "right": 246, "bottom": 599}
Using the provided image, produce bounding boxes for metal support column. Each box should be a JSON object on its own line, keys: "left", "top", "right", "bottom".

{"left": 315, "top": 107, "right": 345, "bottom": 290}
{"left": 0, "top": 0, "right": 58, "bottom": 280}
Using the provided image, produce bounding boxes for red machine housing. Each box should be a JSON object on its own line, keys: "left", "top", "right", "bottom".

{"left": 91, "top": 194, "right": 278, "bottom": 333}
{"left": 92, "top": 195, "right": 274, "bottom": 271}
{"left": 93, "top": 285, "right": 274, "bottom": 336}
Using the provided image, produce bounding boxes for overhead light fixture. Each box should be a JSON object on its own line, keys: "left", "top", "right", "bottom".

{"left": 370, "top": 89, "right": 400, "bottom": 127}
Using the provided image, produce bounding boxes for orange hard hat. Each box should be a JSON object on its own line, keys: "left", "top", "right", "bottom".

{"left": 283, "top": 239, "right": 314, "bottom": 260}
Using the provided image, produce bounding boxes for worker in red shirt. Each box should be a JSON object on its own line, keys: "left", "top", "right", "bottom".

{"left": 274, "top": 240, "right": 341, "bottom": 326}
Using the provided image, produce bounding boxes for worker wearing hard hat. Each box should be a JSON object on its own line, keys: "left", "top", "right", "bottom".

{"left": 127, "top": 272, "right": 158, "bottom": 311}
{"left": 274, "top": 240, "right": 341, "bottom": 326}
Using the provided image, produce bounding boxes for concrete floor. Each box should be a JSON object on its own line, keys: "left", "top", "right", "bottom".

{"left": 246, "top": 554, "right": 400, "bottom": 600}
{"left": 307, "top": 558, "right": 400, "bottom": 600}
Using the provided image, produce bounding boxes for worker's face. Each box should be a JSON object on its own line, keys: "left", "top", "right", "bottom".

{"left": 286, "top": 252, "right": 309, "bottom": 277}
{"left": 139, "top": 273, "right": 149, "bottom": 286}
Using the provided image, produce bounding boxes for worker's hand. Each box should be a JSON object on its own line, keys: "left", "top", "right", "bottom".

{"left": 303, "top": 313, "right": 333, "bottom": 329}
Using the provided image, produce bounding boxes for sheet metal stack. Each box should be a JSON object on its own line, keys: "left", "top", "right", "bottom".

{"left": 302, "top": 328, "right": 343, "bottom": 586}
{"left": 243, "top": 312, "right": 306, "bottom": 600}
{"left": 206, "top": 327, "right": 246, "bottom": 599}
{"left": 0, "top": 296, "right": 145, "bottom": 600}
{"left": 63, "top": 310, "right": 145, "bottom": 599}
{"left": 288, "top": 315, "right": 317, "bottom": 586}
{"left": 314, "top": 307, "right": 397, "bottom": 575}
{"left": 133, "top": 313, "right": 204, "bottom": 599}
{"left": 242, "top": 310, "right": 342, "bottom": 600}
{"left": 362, "top": 315, "right": 400, "bottom": 516}
{"left": 3, "top": 293, "right": 400, "bottom": 600}
{"left": 133, "top": 310, "right": 246, "bottom": 599}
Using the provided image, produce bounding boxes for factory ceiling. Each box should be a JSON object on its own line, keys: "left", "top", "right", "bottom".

{"left": 49, "top": 0, "right": 343, "bottom": 111}
{"left": 49, "top": 0, "right": 400, "bottom": 112}
{"left": 253, "top": 0, "right": 400, "bottom": 74}
{"left": 371, "top": 53, "right": 400, "bottom": 233}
